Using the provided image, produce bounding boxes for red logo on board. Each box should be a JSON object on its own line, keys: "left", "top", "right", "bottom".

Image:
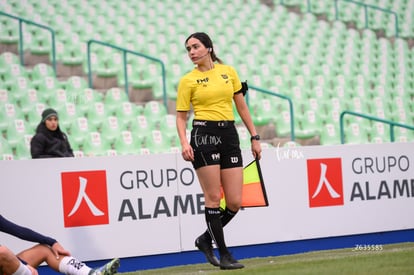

{"left": 307, "top": 158, "right": 344, "bottom": 207}
{"left": 61, "top": 170, "right": 109, "bottom": 227}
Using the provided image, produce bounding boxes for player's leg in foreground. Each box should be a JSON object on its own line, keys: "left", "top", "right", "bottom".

{"left": 89, "top": 258, "right": 120, "bottom": 275}
{"left": 0, "top": 245, "right": 35, "bottom": 275}
{"left": 17, "top": 244, "right": 120, "bottom": 275}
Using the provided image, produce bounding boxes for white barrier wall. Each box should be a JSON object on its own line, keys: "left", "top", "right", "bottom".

{"left": 1, "top": 142, "right": 413, "bottom": 261}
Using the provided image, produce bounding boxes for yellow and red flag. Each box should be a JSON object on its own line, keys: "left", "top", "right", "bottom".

{"left": 220, "top": 158, "right": 269, "bottom": 209}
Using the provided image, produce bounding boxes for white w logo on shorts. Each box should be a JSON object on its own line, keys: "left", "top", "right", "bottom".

{"left": 68, "top": 177, "right": 105, "bottom": 217}
{"left": 311, "top": 163, "right": 340, "bottom": 199}
{"left": 230, "top": 157, "right": 239, "bottom": 163}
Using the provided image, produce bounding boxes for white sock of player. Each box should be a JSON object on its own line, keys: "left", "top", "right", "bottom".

{"left": 12, "top": 262, "right": 32, "bottom": 275}
{"left": 58, "top": 256, "right": 92, "bottom": 275}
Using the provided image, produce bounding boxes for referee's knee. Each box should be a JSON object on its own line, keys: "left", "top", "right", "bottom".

{"left": 225, "top": 200, "right": 241, "bottom": 212}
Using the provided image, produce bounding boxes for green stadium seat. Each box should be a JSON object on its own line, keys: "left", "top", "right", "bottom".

{"left": 370, "top": 136, "right": 388, "bottom": 144}
{"left": 25, "top": 102, "right": 47, "bottom": 130}
{"left": 17, "top": 88, "right": 43, "bottom": 116}
{"left": 322, "top": 108, "right": 342, "bottom": 127}
{"left": 251, "top": 98, "right": 277, "bottom": 126}
{"left": 104, "top": 87, "right": 130, "bottom": 114}
{"left": 0, "top": 52, "right": 19, "bottom": 74}
{"left": 0, "top": 102, "right": 24, "bottom": 132}
{"left": 390, "top": 108, "right": 409, "bottom": 125}
{"left": 322, "top": 96, "right": 345, "bottom": 114}
{"left": 99, "top": 115, "right": 123, "bottom": 145}
{"left": 113, "top": 130, "right": 142, "bottom": 155}
{"left": 46, "top": 88, "right": 69, "bottom": 108}
{"left": 319, "top": 123, "right": 341, "bottom": 145}
{"left": 344, "top": 96, "right": 368, "bottom": 113}
{"left": 143, "top": 100, "right": 167, "bottom": 128}
{"left": 55, "top": 102, "right": 78, "bottom": 132}
{"left": 301, "top": 97, "right": 321, "bottom": 114}
{"left": 144, "top": 130, "right": 172, "bottom": 154}
{"left": 129, "top": 114, "right": 153, "bottom": 144}
{"left": 158, "top": 114, "right": 178, "bottom": 145}
{"left": 394, "top": 127, "right": 414, "bottom": 142}
{"left": 343, "top": 122, "right": 370, "bottom": 144}
{"left": 295, "top": 110, "right": 323, "bottom": 139}
{"left": 81, "top": 131, "right": 112, "bottom": 157}
{"left": 7, "top": 75, "right": 33, "bottom": 95}
{"left": 60, "top": 42, "right": 84, "bottom": 67}
{"left": 64, "top": 76, "right": 88, "bottom": 93}
{"left": 274, "top": 110, "right": 293, "bottom": 138}
{"left": 67, "top": 116, "right": 92, "bottom": 150}
{"left": 310, "top": 0, "right": 333, "bottom": 16}
{"left": 269, "top": 70, "right": 287, "bottom": 92}
{"left": 153, "top": 74, "right": 177, "bottom": 101}
{"left": 72, "top": 149, "right": 86, "bottom": 158}
{"left": 34, "top": 76, "right": 65, "bottom": 100}
{"left": 113, "top": 101, "right": 141, "bottom": 130}
{"left": 0, "top": 88, "right": 13, "bottom": 104}
{"left": 84, "top": 102, "right": 107, "bottom": 130}
{"left": 30, "top": 63, "right": 55, "bottom": 82}
{"left": 370, "top": 122, "right": 391, "bottom": 143}
{"left": 4, "top": 119, "right": 32, "bottom": 148}
{"left": 75, "top": 88, "right": 104, "bottom": 116}
{"left": 236, "top": 125, "right": 251, "bottom": 149}
{"left": 0, "top": 135, "right": 14, "bottom": 160}
{"left": 13, "top": 134, "right": 33, "bottom": 159}
{"left": 2, "top": 62, "right": 28, "bottom": 80}
{"left": 135, "top": 147, "right": 151, "bottom": 155}
{"left": 28, "top": 31, "right": 52, "bottom": 56}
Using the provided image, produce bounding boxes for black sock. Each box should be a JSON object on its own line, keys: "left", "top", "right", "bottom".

{"left": 221, "top": 207, "right": 238, "bottom": 227}
{"left": 203, "top": 207, "right": 238, "bottom": 243}
{"left": 205, "top": 207, "right": 229, "bottom": 256}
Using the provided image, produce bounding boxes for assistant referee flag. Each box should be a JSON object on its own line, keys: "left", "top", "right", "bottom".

{"left": 220, "top": 158, "right": 269, "bottom": 209}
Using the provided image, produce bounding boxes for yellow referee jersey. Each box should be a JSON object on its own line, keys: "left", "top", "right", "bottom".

{"left": 176, "top": 63, "right": 242, "bottom": 121}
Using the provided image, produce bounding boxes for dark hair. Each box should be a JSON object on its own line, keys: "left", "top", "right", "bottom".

{"left": 185, "top": 32, "right": 223, "bottom": 64}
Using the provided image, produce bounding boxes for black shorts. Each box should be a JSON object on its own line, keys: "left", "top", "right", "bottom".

{"left": 18, "top": 258, "right": 28, "bottom": 265}
{"left": 190, "top": 120, "right": 243, "bottom": 170}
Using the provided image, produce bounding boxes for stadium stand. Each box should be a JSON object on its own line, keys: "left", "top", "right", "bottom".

{"left": 0, "top": 0, "right": 413, "bottom": 159}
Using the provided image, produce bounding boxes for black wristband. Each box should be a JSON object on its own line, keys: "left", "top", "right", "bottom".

{"left": 250, "top": 135, "right": 260, "bottom": 141}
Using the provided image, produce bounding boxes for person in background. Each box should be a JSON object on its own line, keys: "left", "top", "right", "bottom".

{"left": 176, "top": 32, "right": 262, "bottom": 270}
{"left": 0, "top": 214, "right": 120, "bottom": 275}
{"left": 30, "top": 108, "right": 74, "bottom": 158}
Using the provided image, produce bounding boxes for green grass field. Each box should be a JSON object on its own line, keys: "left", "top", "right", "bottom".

{"left": 121, "top": 242, "right": 414, "bottom": 275}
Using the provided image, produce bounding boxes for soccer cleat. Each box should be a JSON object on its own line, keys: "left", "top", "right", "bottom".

{"left": 90, "top": 258, "right": 120, "bottom": 275}
{"left": 195, "top": 235, "right": 220, "bottom": 267}
{"left": 219, "top": 253, "right": 244, "bottom": 270}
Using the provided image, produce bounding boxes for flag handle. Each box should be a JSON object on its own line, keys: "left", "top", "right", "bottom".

{"left": 255, "top": 157, "right": 269, "bottom": 206}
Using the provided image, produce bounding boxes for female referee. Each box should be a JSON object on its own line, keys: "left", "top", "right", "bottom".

{"left": 176, "top": 32, "right": 262, "bottom": 270}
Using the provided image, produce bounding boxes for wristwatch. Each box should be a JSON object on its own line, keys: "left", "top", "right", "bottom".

{"left": 250, "top": 135, "right": 260, "bottom": 142}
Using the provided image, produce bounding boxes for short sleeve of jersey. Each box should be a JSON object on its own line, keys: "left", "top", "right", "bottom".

{"left": 229, "top": 66, "right": 242, "bottom": 93}
{"left": 176, "top": 73, "right": 193, "bottom": 112}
